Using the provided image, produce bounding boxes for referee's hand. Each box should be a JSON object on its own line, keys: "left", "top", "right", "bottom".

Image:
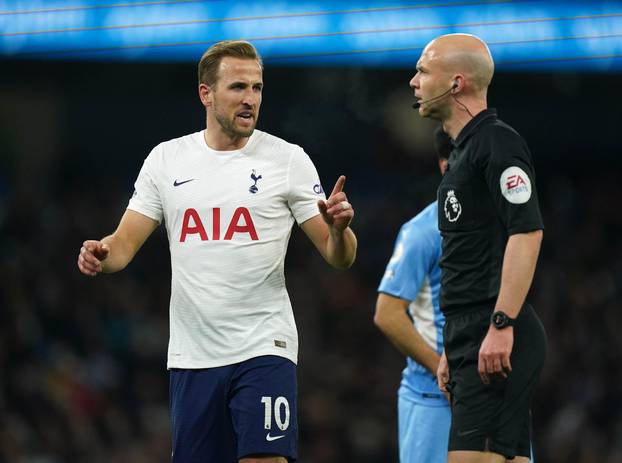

{"left": 478, "top": 326, "right": 513, "bottom": 384}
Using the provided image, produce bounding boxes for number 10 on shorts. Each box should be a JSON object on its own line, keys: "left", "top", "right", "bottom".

{"left": 261, "top": 396, "right": 290, "bottom": 431}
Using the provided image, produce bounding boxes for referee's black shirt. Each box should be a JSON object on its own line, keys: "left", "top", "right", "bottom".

{"left": 438, "top": 108, "right": 544, "bottom": 314}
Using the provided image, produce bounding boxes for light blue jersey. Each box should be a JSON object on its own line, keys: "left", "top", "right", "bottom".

{"left": 378, "top": 201, "right": 446, "bottom": 404}
{"left": 378, "top": 201, "right": 450, "bottom": 463}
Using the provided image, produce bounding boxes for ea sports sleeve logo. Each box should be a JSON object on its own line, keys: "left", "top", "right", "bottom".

{"left": 444, "top": 190, "right": 462, "bottom": 222}
{"left": 500, "top": 166, "right": 532, "bottom": 204}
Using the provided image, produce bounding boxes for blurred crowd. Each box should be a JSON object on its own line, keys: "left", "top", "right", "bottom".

{"left": 2, "top": 161, "right": 622, "bottom": 463}
{"left": 1, "top": 63, "right": 621, "bottom": 463}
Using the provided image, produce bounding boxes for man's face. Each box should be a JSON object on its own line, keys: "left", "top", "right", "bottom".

{"left": 409, "top": 45, "right": 451, "bottom": 119}
{"left": 208, "top": 57, "right": 263, "bottom": 139}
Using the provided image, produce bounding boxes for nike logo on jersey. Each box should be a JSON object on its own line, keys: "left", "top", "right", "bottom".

{"left": 173, "top": 178, "right": 195, "bottom": 187}
{"left": 266, "top": 433, "right": 285, "bottom": 442}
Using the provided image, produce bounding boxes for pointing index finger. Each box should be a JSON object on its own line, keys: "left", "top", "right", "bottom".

{"left": 330, "top": 175, "right": 346, "bottom": 197}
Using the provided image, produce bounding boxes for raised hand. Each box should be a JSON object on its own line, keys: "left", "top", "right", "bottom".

{"left": 77, "top": 240, "right": 110, "bottom": 276}
{"left": 317, "top": 175, "right": 354, "bottom": 231}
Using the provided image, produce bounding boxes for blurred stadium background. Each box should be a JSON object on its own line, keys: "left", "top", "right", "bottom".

{"left": 1, "top": 1, "right": 621, "bottom": 462}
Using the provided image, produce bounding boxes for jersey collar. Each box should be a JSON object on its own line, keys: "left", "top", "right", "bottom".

{"left": 453, "top": 108, "right": 497, "bottom": 148}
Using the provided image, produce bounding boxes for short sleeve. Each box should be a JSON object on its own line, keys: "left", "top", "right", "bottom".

{"left": 477, "top": 126, "right": 544, "bottom": 235}
{"left": 378, "top": 221, "right": 437, "bottom": 301}
{"left": 287, "top": 148, "right": 325, "bottom": 224}
{"left": 127, "top": 145, "right": 164, "bottom": 223}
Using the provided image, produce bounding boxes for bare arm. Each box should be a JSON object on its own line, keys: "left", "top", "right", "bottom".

{"left": 300, "top": 215, "right": 357, "bottom": 269}
{"left": 494, "top": 229, "right": 543, "bottom": 317}
{"left": 300, "top": 175, "right": 357, "bottom": 269}
{"left": 77, "top": 210, "right": 159, "bottom": 276}
{"left": 374, "top": 293, "right": 441, "bottom": 375}
{"left": 478, "top": 229, "right": 543, "bottom": 383}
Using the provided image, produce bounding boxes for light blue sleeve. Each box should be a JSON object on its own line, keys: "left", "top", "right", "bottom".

{"left": 378, "top": 219, "right": 436, "bottom": 302}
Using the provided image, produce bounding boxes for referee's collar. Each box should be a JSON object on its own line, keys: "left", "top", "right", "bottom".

{"left": 453, "top": 108, "right": 497, "bottom": 148}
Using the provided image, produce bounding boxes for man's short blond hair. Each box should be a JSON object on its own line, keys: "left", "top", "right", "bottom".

{"left": 197, "top": 40, "right": 263, "bottom": 87}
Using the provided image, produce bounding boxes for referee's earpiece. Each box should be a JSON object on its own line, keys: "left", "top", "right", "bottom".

{"left": 411, "top": 80, "right": 459, "bottom": 109}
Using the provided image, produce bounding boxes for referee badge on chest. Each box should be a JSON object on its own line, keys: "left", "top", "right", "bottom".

{"left": 444, "top": 190, "right": 462, "bottom": 222}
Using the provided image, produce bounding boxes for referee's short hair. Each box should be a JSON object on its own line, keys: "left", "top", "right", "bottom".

{"left": 434, "top": 127, "right": 453, "bottom": 160}
{"left": 198, "top": 41, "right": 263, "bottom": 87}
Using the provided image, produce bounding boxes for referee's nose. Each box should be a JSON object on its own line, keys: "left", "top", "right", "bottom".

{"left": 410, "top": 73, "right": 420, "bottom": 90}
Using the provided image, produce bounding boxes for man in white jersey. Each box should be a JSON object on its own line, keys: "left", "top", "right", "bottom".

{"left": 375, "top": 128, "right": 452, "bottom": 463}
{"left": 77, "top": 40, "right": 357, "bottom": 463}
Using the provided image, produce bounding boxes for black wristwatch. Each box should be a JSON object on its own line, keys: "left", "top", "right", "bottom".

{"left": 490, "top": 311, "right": 516, "bottom": 329}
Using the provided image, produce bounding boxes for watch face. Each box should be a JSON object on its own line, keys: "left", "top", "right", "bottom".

{"left": 492, "top": 312, "right": 508, "bottom": 327}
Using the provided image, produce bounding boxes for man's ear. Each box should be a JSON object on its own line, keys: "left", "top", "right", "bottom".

{"left": 451, "top": 74, "right": 465, "bottom": 94}
{"left": 198, "top": 83, "right": 212, "bottom": 107}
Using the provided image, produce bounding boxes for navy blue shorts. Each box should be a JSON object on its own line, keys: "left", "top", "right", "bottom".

{"left": 170, "top": 355, "right": 298, "bottom": 462}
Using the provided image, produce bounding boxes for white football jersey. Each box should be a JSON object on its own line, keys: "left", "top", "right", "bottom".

{"left": 127, "top": 129, "right": 326, "bottom": 369}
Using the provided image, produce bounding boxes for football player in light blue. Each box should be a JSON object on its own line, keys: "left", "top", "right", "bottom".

{"left": 375, "top": 128, "right": 451, "bottom": 463}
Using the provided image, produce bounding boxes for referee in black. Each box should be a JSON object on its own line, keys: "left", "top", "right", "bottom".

{"left": 410, "top": 33, "right": 547, "bottom": 463}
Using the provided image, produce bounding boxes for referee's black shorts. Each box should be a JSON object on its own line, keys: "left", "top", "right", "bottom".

{"left": 443, "top": 303, "right": 547, "bottom": 459}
